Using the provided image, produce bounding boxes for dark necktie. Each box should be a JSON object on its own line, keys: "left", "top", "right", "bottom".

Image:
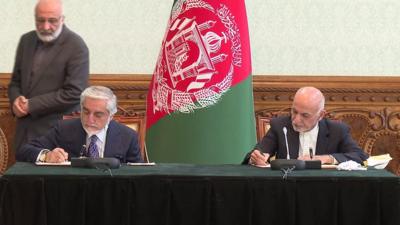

{"left": 88, "top": 135, "right": 99, "bottom": 158}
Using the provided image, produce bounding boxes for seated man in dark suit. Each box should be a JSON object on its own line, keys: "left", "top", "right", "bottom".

{"left": 243, "top": 86, "right": 368, "bottom": 166}
{"left": 16, "top": 86, "right": 143, "bottom": 163}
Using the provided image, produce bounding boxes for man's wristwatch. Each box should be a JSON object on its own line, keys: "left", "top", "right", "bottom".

{"left": 39, "top": 151, "right": 48, "bottom": 162}
{"left": 329, "top": 155, "right": 337, "bottom": 164}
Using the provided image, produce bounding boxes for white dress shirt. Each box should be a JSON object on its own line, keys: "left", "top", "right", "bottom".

{"left": 86, "top": 125, "right": 108, "bottom": 158}
{"left": 298, "top": 124, "right": 319, "bottom": 157}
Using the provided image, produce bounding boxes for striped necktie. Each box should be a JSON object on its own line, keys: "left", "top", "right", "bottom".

{"left": 88, "top": 135, "right": 99, "bottom": 158}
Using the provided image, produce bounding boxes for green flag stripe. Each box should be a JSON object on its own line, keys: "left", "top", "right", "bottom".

{"left": 146, "top": 75, "right": 256, "bottom": 164}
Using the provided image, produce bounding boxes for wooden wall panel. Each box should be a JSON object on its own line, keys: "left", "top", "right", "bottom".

{"left": 1, "top": 73, "right": 399, "bottom": 175}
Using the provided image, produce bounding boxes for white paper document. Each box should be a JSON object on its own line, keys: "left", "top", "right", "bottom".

{"left": 251, "top": 164, "right": 271, "bottom": 168}
{"left": 35, "top": 161, "right": 71, "bottom": 166}
{"left": 367, "top": 154, "right": 392, "bottom": 169}
{"left": 127, "top": 162, "right": 156, "bottom": 166}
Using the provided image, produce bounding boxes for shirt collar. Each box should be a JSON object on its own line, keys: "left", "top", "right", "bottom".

{"left": 86, "top": 123, "right": 109, "bottom": 144}
{"left": 300, "top": 123, "right": 319, "bottom": 136}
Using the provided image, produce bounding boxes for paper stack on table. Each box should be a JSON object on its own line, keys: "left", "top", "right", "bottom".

{"left": 367, "top": 154, "right": 392, "bottom": 169}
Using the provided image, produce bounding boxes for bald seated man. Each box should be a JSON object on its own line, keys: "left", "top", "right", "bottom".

{"left": 243, "top": 86, "right": 369, "bottom": 166}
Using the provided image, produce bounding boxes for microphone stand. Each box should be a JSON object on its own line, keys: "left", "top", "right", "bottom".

{"left": 283, "top": 127, "right": 290, "bottom": 159}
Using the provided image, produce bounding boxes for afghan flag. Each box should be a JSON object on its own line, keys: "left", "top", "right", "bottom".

{"left": 146, "top": 0, "right": 256, "bottom": 164}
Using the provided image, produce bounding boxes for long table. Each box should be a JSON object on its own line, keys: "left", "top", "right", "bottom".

{"left": 0, "top": 162, "right": 399, "bottom": 225}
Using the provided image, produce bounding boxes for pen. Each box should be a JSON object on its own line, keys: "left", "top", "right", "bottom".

{"left": 309, "top": 147, "right": 313, "bottom": 159}
{"left": 80, "top": 145, "right": 87, "bottom": 157}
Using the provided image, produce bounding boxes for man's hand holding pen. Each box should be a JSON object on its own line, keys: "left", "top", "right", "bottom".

{"left": 44, "top": 148, "right": 69, "bottom": 163}
{"left": 249, "top": 149, "right": 270, "bottom": 166}
{"left": 298, "top": 154, "right": 334, "bottom": 164}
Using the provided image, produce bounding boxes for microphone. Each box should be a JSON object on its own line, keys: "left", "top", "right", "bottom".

{"left": 283, "top": 127, "right": 290, "bottom": 159}
{"left": 270, "top": 126, "right": 322, "bottom": 171}
{"left": 71, "top": 157, "right": 121, "bottom": 169}
{"left": 80, "top": 145, "right": 87, "bottom": 157}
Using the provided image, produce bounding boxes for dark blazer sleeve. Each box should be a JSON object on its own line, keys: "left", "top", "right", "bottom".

{"left": 242, "top": 117, "right": 288, "bottom": 164}
{"left": 16, "top": 120, "right": 63, "bottom": 162}
{"left": 323, "top": 120, "right": 369, "bottom": 164}
{"left": 104, "top": 121, "right": 143, "bottom": 163}
{"left": 127, "top": 138, "right": 143, "bottom": 162}
{"left": 16, "top": 119, "right": 85, "bottom": 162}
{"left": 8, "top": 35, "right": 26, "bottom": 106}
{"left": 122, "top": 126, "right": 143, "bottom": 163}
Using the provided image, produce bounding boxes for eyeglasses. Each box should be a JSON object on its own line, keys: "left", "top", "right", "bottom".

{"left": 35, "top": 16, "right": 63, "bottom": 25}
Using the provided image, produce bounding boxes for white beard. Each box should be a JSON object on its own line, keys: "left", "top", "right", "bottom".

{"left": 81, "top": 117, "right": 111, "bottom": 137}
{"left": 36, "top": 24, "right": 63, "bottom": 42}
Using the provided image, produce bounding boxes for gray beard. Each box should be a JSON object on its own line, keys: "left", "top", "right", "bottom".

{"left": 81, "top": 117, "right": 111, "bottom": 137}
{"left": 36, "top": 24, "right": 63, "bottom": 42}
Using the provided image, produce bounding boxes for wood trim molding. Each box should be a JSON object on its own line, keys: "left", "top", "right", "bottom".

{"left": 1, "top": 73, "right": 400, "bottom": 174}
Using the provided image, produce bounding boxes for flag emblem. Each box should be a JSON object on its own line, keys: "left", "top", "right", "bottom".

{"left": 152, "top": 0, "right": 244, "bottom": 114}
{"left": 146, "top": 0, "right": 255, "bottom": 164}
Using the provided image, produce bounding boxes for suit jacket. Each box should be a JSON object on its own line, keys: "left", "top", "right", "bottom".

{"left": 242, "top": 116, "right": 369, "bottom": 164}
{"left": 16, "top": 118, "right": 143, "bottom": 163}
{"left": 8, "top": 25, "right": 89, "bottom": 152}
